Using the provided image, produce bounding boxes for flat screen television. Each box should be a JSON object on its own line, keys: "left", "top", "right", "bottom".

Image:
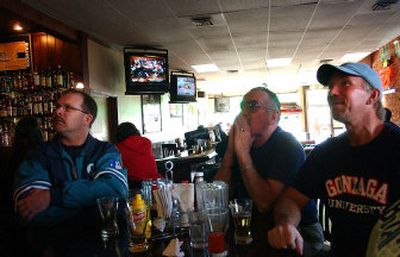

{"left": 169, "top": 72, "right": 197, "bottom": 103}
{"left": 124, "top": 48, "right": 169, "bottom": 94}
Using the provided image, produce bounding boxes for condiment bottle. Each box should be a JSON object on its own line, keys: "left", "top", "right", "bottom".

{"left": 129, "top": 194, "right": 149, "bottom": 253}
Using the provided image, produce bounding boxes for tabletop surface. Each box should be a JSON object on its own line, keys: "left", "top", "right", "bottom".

{"left": 32, "top": 208, "right": 299, "bottom": 257}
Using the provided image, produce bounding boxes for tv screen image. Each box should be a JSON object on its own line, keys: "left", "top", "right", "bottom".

{"left": 129, "top": 55, "right": 167, "bottom": 83}
{"left": 177, "top": 76, "right": 195, "bottom": 96}
{"left": 169, "top": 72, "right": 197, "bottom": 103}
{"left": 124, "top": 48, "right": 169, "bottom": 95}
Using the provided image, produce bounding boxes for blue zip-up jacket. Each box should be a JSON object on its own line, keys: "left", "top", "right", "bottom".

{"left": 14, "top": 134, "right": 128, "bottom": 224}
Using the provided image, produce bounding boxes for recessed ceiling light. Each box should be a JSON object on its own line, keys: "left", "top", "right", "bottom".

{"left": 12, "top": 22, "right": 23, "bottom": 31}
{"left": 191, "top": 64, "right": 219, "bottom": 73}
{"left": 339, "top": 52, "right": 370, "bottom": 63}
{"left": 266, "top": 58, "right": 292, "bottom": 68}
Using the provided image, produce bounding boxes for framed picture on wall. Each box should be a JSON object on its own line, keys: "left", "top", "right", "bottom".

{"left": 0, "top": 34, "right": 32, "bottom": 71}
{"left": 141, "top": 94, "right": 162, "bottom": 134}
{"left": 215, "top": 97, "right": 230, "bottom": 112}
{"left": 169, "top": 103, "right": 183, "bottom": 118}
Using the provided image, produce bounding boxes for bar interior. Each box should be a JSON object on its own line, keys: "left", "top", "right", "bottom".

{"left": 1, "top": 1, "right": 400, "bottom": 257}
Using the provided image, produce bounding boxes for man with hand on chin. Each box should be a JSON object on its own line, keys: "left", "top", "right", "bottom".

{"left": 215, "top": 87, "right": 324, "bottom": 256}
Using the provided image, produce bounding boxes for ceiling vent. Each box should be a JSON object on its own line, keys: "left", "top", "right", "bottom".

{"left": 319, "top": 58, "right": 333, "bottom": 64}
{"left": 372, "top": 0, "right": 399, "bottom": 10}
{"left": 191, "top": 17, "right": 214, "bottom": 27}
{"left": 226, "top": 69, "right": 239, "bottom": 73}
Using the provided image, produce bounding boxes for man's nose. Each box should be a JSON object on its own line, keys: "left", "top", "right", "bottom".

{"left": 54, "top": 105, "right": 64, "bottom": 115}
{"left": 329, "top": 84, "right": 340, "bottom": 96}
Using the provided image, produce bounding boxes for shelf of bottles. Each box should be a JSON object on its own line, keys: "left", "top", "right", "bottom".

{"left": 0, "top": 65, "right": 77, "bottom": 147}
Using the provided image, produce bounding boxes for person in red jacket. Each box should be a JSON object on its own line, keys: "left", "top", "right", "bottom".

{"left": 116, "top": 122, "right": 161, "bottom": 190}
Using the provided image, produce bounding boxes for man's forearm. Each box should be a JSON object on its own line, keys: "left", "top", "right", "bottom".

{"left": 214, "top": 165, "right": 232, "bottom": 183}
{"left": 273, "top": 187, "right": 307, "bottom": 227}
{"left": 237, "top": 153, "right": 282, "bottom": 213}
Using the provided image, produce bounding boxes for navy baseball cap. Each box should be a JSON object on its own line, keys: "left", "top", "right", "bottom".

{"left": 317, "top": 62, "right": 383, "bottom": 97}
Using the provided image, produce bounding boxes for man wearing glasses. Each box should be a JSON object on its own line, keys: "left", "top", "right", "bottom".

{"left": 215, "top": 87, "right": 323, "bottom": 256}
{"left": 14, "top": 89, "right": 128, "bottom": 254}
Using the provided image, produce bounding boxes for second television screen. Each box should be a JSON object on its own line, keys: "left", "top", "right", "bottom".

{"left": 177, "top": 76, "right": 195, "bottom": 96}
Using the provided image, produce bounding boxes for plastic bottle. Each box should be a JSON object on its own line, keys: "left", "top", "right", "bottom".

{"left": 129, "top": 194, "right": 149, "bottom": 253}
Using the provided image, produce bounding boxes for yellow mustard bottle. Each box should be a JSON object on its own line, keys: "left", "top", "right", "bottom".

{"left": 129, "top": 194, "right": 149, "bottom": 253}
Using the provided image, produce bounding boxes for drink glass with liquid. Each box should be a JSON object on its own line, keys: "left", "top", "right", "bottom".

{"left": 203, "top": 207, "right": 229, "bottom": 256}
{"left": 229, "top": 198, "right": 253, "bottom": 245}
{"left": 188, "top": 211, "right": 208, "bottom": 249}
{"left": 97, "top": 197, "right": 119, "bottom": 241}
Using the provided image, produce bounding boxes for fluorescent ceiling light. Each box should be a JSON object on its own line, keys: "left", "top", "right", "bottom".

{"left": 266, "top": 58, "right": 292, "bottom": 68}
{"left": 339, "top": 52, "right": 370, "bottom": 63}
{"left": 191, "top": 64, "right": 219, "bottom": 73}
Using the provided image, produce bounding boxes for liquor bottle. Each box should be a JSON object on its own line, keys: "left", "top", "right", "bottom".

{"left": 40, "top": 70, "right": 46, "bottom": 87}
{"left": 48, "top": 92, "right": 54, "bottom": 114}
{"left": 42, "top": 93, "right": 49, "bottom": 115}
{"left": 46, "top": 67, "right": 53, "bottom": 88}
{"left": 14, "top": 72, "right": 22, "bottom": 91}
{"left": 17, "top": 97, "right": 24, "bottom": 116}
{"left": 2, "top": 123, "right": 10, "bottom": 147}
{"left": 6, "top": 98, "right": 12, "bottom": 117}
{"left": 68, "top": 72, "right": 75, "bottom": 88}
{"left": 37, "top": 95, "right": 43, "bottom": 115}
{"left": 12, "top": 98, "right": 17, "bottom": 117}
{"left": 33, "top": 71, "right": 40, "bottom": 88}
{"left": 25, "top": 96, "right": 33, "bottom": 116}
{"left": 0, "top": 101, "right": 7, "bottom": 117}
{"left": 56, "top": 65, "right": 64, "bottom": 87}
{"left": 22, "top": 71, "right": 29, "bottom": 91}
{"left": 33, "top": 95, "right": 39, "bottom": 116}
{"left": 4, "top": 73, "right": 11, "bottom": 93}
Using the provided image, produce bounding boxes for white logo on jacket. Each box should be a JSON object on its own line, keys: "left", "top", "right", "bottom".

{"left": 87, "top": 163, "right": 94, "bottom": 174}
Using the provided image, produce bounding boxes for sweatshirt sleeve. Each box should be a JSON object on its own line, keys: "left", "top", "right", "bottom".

{"left": 14, "top": 151, "right": 52, "bottom": 203}
{"left": 61, "top": 145, "right": 128, "bottom": 208}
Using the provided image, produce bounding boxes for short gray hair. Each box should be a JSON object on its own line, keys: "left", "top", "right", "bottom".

{"left": 363, "top": 81, "right": 385, "bottom": 121}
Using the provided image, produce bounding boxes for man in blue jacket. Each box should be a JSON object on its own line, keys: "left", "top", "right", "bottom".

{"left": 14, "top": 89, "right": 128, "bottom": 254}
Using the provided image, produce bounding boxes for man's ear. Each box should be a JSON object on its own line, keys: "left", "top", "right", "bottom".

{"left": 271, "top": 110, "right": 279, "bottom": 123}
{"left": 367, "top": 89, "right": 380, "bottom": 105}
{"left": 85, "top": 114, "right": 94, "bottom": 126}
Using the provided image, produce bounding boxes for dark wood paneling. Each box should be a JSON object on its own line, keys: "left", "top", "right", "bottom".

{"left": 32, "top": 32, "right": 81, "bottom": 74}
{"left": 0, "top": 1, "right": 78, "bottom": 41}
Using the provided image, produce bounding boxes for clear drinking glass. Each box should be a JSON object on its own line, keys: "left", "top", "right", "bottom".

{"left": 229, "top": 198, "right": 253, "bottom": 245}
{"left": 97, "top": 197, "right": 119, "bottom": 241}
{"left": 197, "top": 181, "right": 228, "bottom": 210}
{"left": 188, "top": 210, "right": 208, "bottom": 249}
{"left": 203, "top": 207, "right": 229, "bottom": 256}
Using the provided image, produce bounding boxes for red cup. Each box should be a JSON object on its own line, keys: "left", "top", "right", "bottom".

{"left": 208, "top": 231, "right": 225, "bottom": 253}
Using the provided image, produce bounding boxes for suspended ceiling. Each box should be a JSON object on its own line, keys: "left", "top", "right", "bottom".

{"left": 5, "top": 0, "right": 400, "bottom": 94}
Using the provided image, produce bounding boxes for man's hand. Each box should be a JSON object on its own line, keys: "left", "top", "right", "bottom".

{"left": 267, "top": 223, "right": 304, "bottom": 256}
{"left": 233, "top": 114, "right": 253, "bottom": 154}
{"left": 17, "top": 189, "right": 51, "bottom": 221}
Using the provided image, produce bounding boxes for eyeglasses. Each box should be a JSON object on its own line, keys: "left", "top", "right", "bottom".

{"left": 240, "top": 100, "right": 276, "bottom": 113}
{"left": 55, "top": 103, "right": 89, "bottom": 114}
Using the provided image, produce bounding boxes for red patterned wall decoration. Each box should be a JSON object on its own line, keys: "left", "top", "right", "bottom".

{"left": 370, "top": 36, "right": 400, "bottom": 125}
